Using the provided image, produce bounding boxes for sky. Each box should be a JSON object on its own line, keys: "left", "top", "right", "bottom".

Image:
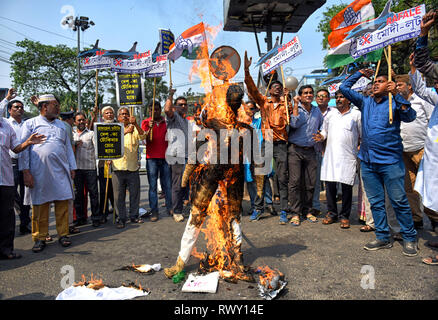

{"left": 0, "top": 0, "right": 342, "bottom": 103}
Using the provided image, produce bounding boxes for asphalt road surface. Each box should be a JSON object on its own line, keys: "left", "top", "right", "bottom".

{"left": 1, "top": 173, "right": 437, "bottom": 301}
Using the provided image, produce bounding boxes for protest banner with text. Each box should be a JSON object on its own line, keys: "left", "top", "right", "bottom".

{"left": 115, "top": 73, "right": 144, "bottom": 107}
{"left": 262, "top": 36, "right": 303, "bottom": 76}
{"left": 94, "top": 123, "right": 124, "bottom": 160}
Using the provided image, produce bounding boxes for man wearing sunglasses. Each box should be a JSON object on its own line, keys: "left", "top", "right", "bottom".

{"left": 164, "top": 88, "right": 189, "bottom": 223}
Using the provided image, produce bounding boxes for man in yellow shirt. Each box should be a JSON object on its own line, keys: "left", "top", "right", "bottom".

{"left": 112, "top": 107, "right": 146, "bottom": 228}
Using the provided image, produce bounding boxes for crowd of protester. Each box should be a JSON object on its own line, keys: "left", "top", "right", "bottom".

{"left": 0, "top": 11, "right": 437, "bottom": 266}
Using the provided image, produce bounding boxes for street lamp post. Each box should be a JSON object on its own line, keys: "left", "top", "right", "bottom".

{"left": 62, "top": 15, "right": 95, "bottom": 111}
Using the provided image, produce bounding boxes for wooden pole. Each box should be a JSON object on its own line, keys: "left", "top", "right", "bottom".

{"left": 265, "top": 72, "right": 275, "bottom": 96}
{"left": 95, "top": 69, "right": 99, "bottom": 110}
{"left": 169, "top": 60, "right": 173, "bottom": 88}
{"left": 280, "top": 65, "right": 290, "bottom": 125}
{"left": 149, "top": 77, "right": 157, "bottom": 141}
{"left": 374, "top": 58, "right": 382, "bottom": 79}
{"left": 387, "top": 45, "right": 393, "bottom": 125}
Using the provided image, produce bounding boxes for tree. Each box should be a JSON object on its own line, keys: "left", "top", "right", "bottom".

{"left": 10, "top": 39, "right": 114, "bottom": 113}
{"left": 317, "top": 0, "right": 438, "bottom": 76}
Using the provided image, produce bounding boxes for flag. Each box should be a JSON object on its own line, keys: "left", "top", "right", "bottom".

{"left": 328, "top": 0, "right": 375, "bottom": 49}
{"left": 326, "top": 42, "right": 383, "bottom": 68}
{"left": 326, "top": 0, "right": 379, "bottom": 68}
{"left": 167, "top": 22, "right": 208, "bottom": 62}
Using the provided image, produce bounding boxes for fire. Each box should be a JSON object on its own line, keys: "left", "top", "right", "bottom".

{"left": 186, "top": 22, "right": 254, "bottom": 283}
{"left": 256, "top": 266, "right": 284, "bottom": 290}
{"left": 74, "top": 274, "right": 105, "bottom": 290}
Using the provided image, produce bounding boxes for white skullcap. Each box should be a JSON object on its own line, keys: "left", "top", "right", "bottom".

{"left": 101, "top": 106, "right": 114, "bottom": 114}
{"left": 38, "top": 94, "right": 57, "bottom": 103}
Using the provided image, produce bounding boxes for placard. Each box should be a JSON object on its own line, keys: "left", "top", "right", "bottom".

{"left": 111, "top": 51, "right": 153, "bottom": 74}
{"left": 144, "top": 55, "right": 168, "bottom": 78}
{"left": 159, "top": 29, "right": 175, "bottom": 55}
{"left": 262, "top": 36, "right": 303, "bottom": 76}
{"left": 352, "top": 4, "right": 426, "bottom": 59}
{"left": 81, "top": 54, "right": 112, "bottom": 70}
{"left": 115, "top": 73, "right": 144, "bottom": 107}
{"left": 94, "top": 123, "right": 124, "bottom": 160}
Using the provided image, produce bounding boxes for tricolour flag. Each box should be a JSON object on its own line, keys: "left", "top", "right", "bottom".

{"left": 167, "top": 22, "right": 208, "bottom": 62}
{"left": 328, "top": 0, "right": 375, "bottom": 48}
{"left": 326, "top": 0, "right": 381, "bottom": 68}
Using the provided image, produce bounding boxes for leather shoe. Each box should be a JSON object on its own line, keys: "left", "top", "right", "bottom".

{"left": 402, "top": 240, "right": 419, "bottom": 257}
{"left": 32, "top": 240, "right": 46, "bottom": 253}
{"left": 322, "top": 215, "right": 337, "bottom": 225}
{"left": 364, "top": 239, "right": 392, "bottom": 251}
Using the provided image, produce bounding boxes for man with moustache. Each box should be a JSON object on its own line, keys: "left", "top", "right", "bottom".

{"left": 98, "top": 106, "right": 116, "bottom": 222}
{"left": 73, "top": 112, "right": 100, "bottom": 228}
{"left": 244, "top": 51, "right": 291, "bottom": 225}
{"left": 340, "top": 70, "right": 418, "bottom": 256}
{"left": 288, "top": 85, "right": 324, "bottom": 226}
{"left": 111, "top": 107, "right": 146, "bottom": 228}
{"left": 141, "top": 101, "right": 172, "bottom": 222}
{"left": 312, "top": 89, "right": 332, "bottom": 216}
{"left": 20, "top": 94, "right": 77, "bottom": 253}
{"left": 6, "top": 94, "right": 32, "bottom": 235}
{"left": 313, "top": 91, "right": 361, "bottom": 229}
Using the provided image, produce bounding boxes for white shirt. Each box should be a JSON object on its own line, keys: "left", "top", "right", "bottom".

{"left": 73, "top": 128, "right": 97, "bottom": 170}
{"left": 320, "top": 107, "right": 362, "bottom": 186}
{"left": 400, "top": 93, "right": 434, "bottom": 152}
{"left": 6, "top": 117, "right": 25, "bottom": 159}
{"left": 0, "top": 118, "right": 20, "bottom": 186}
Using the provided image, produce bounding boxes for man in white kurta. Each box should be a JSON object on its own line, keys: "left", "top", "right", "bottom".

{"left": 19, "top": 94, "right": 77, "bottom": 253}
{"left": 314, "top": 91, "right": 361, "bottom": 229}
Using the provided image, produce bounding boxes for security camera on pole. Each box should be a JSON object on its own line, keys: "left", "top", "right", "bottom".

{"left": 62, "top": 15, "right": 95, "bottom": 111}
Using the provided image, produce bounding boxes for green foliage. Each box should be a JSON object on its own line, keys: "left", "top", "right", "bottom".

{"left": 10, "top": 39, "right": 114, "bottom": 113}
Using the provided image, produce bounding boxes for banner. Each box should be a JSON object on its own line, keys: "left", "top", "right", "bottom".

{"left": 94, "top": 123, "right": 124, "bottom": 160}
{"left": 327, "top": 76, "right": 371, "bottom": 96}
{"left": 111, "top": 51, "right": 153, "bottom": 74}
{"left": 261, "top": 36, "right": 303, "bottom": 76}
{"left": 159, "top": 29, "right": 175, "bottom": 55}
{"left": 115, "top": 73, "right": 144, "bottom": 107}
{"left": 144, "top": 55, "right": 168, "bottom": 78}
{"left": 352, "top": 4, "right": 425, "bottom": 59}
{"left": 81, "top": 54, "right": 112, "bottom": 70}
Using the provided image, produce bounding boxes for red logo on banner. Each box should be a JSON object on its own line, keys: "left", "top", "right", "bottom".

{"left": 115, "top": 59, "right": 122, "bottom": 67}
{"left": 84, "top": 58, "right": 90, "bottom": 65}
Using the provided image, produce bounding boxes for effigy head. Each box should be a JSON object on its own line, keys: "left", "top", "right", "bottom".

{"left": 226, "top": 84, "right": 244, "bottom": 114}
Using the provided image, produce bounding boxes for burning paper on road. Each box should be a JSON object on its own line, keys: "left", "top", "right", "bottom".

{"left": 56, "top": 275, "right": 150, "bottom": 300}
{"left": 115, "top": 263, "right": 161, "bottom": 274}
{"left": 255, "top": 266, "right": 287, "bottom": 300}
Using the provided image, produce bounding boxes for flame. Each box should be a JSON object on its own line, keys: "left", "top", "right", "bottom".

{"left": 186, "top": 22, "right": 252, "bottom": 282}
{"left": 74, "top": 274, "right": 105, "bottom": 290}
{"left": 256, "top": 266, "right": 284, "bottom": 289}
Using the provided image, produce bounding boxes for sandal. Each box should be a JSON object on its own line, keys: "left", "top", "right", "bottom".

{"left": 32, "top": 240, "right": 46, "bottom": 253}
{"left": 130, "top": 218, "right": 144, "bottom": 224}
{"left": 360, "top": 225, "right": 375, "bottom": 232}
{"left": 0, "top": 252, "right": 22, "bottom": 260}
{"left": 422, "top": 256, "right": 438, "bottom": 265}
{"left": 290, "top": 215, "right": 300, "bottom": 227}
{"left": 58, "top": 236, "right": 72, "bottom": 247}
{"left": 306, "top": 213, "right": 318, "bottom": 223}
{"left": 45, "top": 235, "right": 54, "bottom": 242}
{"left": 340, "top": 219, "right": 350, "bottom": 229}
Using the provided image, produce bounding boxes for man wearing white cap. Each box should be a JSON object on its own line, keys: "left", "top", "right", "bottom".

{"left": 19, "top": 94, "right": 77, "bottom": 253}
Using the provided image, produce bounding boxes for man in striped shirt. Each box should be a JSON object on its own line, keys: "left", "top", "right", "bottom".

{"left": 73, "top": 112, "right": 100, "bottom": 228}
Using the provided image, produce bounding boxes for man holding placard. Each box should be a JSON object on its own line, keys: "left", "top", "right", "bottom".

{"left": 339, "top": 69, "right": 418, "bottom": 256}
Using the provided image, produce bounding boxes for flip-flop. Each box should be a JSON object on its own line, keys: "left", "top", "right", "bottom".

{"left": 306, "top": 214, "right": 318, "bottom": 223}
{"left": 422, "top": 256, "right": 438, "bottom": 265}
{"left": 290, "top": 216, "right": 300, "bottom": 227}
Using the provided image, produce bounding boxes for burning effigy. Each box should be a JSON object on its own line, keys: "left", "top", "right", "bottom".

{"left": 164, "top": 32, "right": 259, "bottom": 283}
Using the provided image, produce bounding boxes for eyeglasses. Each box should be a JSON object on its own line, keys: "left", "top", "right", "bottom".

{"left": 176, "top": 103, "right": 187, "bottom": 107}
{"left": 316, "top": 95, "right": 328, "bottom": 99}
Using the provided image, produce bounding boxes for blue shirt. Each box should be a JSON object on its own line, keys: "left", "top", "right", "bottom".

{"left": 340, "top": 71, "right": 416, "bottom": 164}
{"left": 288, "top": 104, "right": 323, "bottom": 147}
